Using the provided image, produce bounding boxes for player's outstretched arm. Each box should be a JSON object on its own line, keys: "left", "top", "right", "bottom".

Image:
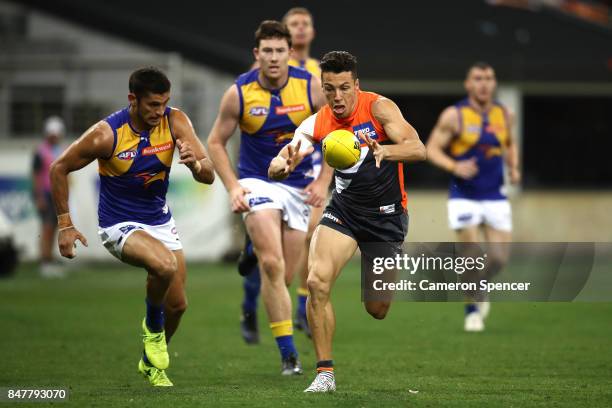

{"left": 268, "top": 116, "right": 315, "bottom": 181}
{"left": 368, "top": 97, "right": 426, "bottom": 167}
{"left": 170, "top": 109, "right": 215, "bottom": 184}
{"left": 50, "top": 121, "right": 114, "bottom": 258}
{"left": 426, "top": 106, "right": 478, "bottom": 180}
{"left": 207, "top": 85, "right": 250, "bottom": 213}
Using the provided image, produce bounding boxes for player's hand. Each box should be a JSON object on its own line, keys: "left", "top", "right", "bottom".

{"left": 304, "top": 178, "right": 327, "bottom": 207}
{"left": 285, "top": 141, "right": 313, "bottom": 173}
{"left": 509, "top": 166, "right": 521, "bottom": 185}
{"left": 176, "top": 139, "right": 199, "bottom": 171}
{"left": 452, "top": 157, "right": 479, "bottom": 179}
{"left": 229, "top": 185, "right": 251, "bottom": 213}
{"left": 58, "top": 227, "right": 88, "bottom": 259}
{"left": 358, "top": 130, "right": 385, "bottom": 168}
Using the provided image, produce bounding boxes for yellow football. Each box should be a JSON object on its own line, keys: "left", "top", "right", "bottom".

{"left": 322, "top": 129, "right": 361, "bottom": 170}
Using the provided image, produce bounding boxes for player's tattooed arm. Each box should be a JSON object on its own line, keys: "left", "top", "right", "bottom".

{"left": 368, "top": 97, "right": 426, "bottom": 166}
{"left": 50, "top": 121, "right": 113, "bottom": 258}
{"left": 504, "top": 109, "right": 521, "bottom": 185}
{"left": 207, "top": 84, "right": 251, "bottom": 213}
{"left": 426, "top": 106, "right": 478, "bottom": 180}
{"left": 170, "top": 109, "right": 215, "bottom": 184}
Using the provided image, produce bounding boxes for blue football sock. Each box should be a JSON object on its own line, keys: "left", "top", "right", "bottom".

{"left": 465, "top": 303, "right": 478, "bottom": 315}
{"left": 145, "top": 298, "right": 165, "bottom": 333}
{"left": 242, "top": 266, "right": 261, "bottom": 314}
{"left": 275, "top": 335, "right": 298, "bottom": 360}
{"left": 297, "top": 293, "right": 307, "bottom": 317}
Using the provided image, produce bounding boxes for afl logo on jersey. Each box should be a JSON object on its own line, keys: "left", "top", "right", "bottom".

{"left": 117, "top": 150, "right": 137, "bottom": 160}
{"left": 249, "top": 106, "right": 269, "bottom": 116}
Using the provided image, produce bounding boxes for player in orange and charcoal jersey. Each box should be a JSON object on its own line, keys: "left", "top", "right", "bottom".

{"left": 269, "top": 51, "right": 425, "bottom": 392}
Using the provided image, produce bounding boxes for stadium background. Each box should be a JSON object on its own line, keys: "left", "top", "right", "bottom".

{"left": 1, "top": 1, "right": 611, "bottom": 406}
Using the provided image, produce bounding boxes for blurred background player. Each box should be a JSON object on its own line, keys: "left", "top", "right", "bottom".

{"left": 426, "top": 62, "right": 520, "bottom": 332}
{"left": 269, "top": 51, "right": 425, "bottom": 392}
{"left": 238, "top": 7, "right": 325, "bottom": 341}
{"left": 32, "top": 116, "right": 66, "bottom": 278}
{"left": 208, "top": 20, "right": 328, "bottom": 374}
{"left": 50, "top": 67, "right": 215, "bottom": 386}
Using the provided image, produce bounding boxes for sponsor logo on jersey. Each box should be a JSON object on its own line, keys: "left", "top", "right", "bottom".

{"left": 466, "top": 125, "right": 481, "bottom": 134}
{"left": 116, "top": 150, "right": 137, "bottom": 160}
{"left": 353, "top": 122, "right": 378, "bottom": 143}
{"left": 142, "top": 142, "right": 173, "bottom": 156}
{"left": 275, "top": 104, "right": 305, "bottom": 115}
{"left": 249, "top": 106, "right": 269, "bottom": 116}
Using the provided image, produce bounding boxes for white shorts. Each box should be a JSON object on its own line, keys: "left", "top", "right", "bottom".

{"left": 447, "top": 199, "right": 512, "bottom": 232}
{"left": 239, "top": 177, "right": 310, "bottom": 232}
{"left": 98, "top": 217, "right": 182, "bottom": 260}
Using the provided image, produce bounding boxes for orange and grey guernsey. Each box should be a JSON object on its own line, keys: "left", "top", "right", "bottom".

{"left": 312, "top": 91, "right": 407, "bottom": 215}
{"left": 98, "top": 107, "right": 175, "bottom": 227}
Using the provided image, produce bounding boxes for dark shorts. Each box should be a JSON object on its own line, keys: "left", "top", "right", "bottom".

{"left": 36, "top": 191, "right": 57, "bottom": 225}
{"left": 319, "top": 197, "right": 408, "bottom": 258}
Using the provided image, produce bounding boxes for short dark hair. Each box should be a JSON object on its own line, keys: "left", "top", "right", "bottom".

{"left": 255, "top": 20, "right": 292, "bottom": 48}
{"left": 282, "top": 7, "right": 313, "bottom": 24}
{"left": 129, "top": 67, "right": 171, "bottom": 98}
{"left": 467, "top": 61, "right": 494, "bottom": 76}
{"left": 320, "top": 51, "right": 358, "bottom": 79}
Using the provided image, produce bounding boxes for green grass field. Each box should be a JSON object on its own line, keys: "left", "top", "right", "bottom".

{"left": 1, "top": 261, "right": 611, "bottom": 407}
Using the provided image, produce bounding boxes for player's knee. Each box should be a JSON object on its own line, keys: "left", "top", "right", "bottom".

{"left": 306, "top": 273, "right": 330, "bottom": 300}
{"left": 150, "top": 253, "right": 178, "bottom": 281}
{"left": 259, "top": 254, "right": 284, "bottom": 279}
{"left": 366, "top": 302, "right": 390, "bottom": 320}
{"left": 166, "top": 298, "right": 187, "bottom": 317}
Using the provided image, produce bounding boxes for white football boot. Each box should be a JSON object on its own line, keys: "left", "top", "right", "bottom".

{"left": 304, "top": 371, "right": 336, "bottom": 393}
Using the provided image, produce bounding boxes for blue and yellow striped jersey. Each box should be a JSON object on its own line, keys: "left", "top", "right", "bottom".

{"left": 449, "top": 98, "right": 510, "bottom": 200}
{"left": 98, "top": 107, "right": 175, "bottom": 227}
{"left": 236, "top": 66, "right": 314, "bottom": 188}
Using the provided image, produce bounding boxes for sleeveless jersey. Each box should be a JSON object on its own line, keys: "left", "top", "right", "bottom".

{"left": 289, "top": 57, "right": 321, "bottom": 78}
{"left": 236, "top": 66, "right": 315, "bottom": 188}
{"left": 449, "top": 98, "right": 510, "bottom": 200}
{"left": 312, "top": 91, "right": 407, "bottom": 215}
{"left": 98, "top": 107, "right": 175, "bottom": 227}
{"left": 288, "top": 57, "right": 323, "bottom": 172}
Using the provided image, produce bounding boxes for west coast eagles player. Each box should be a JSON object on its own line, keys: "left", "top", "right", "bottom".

{"left": 426, "top": 62, "right": 520, "bottom": 332}
{"left": 207, "top": 21, "right": 328, "bottom": 375}
{"left": 50, "top": 67, "right": 215, "bottom": 386}
{"left": 269, "top": 51, "right": 426, "bottom": 392}
{"left": 238, "top": 7, "right": 326, "bottom": 342}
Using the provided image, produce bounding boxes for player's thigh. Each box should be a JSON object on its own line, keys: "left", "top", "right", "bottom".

{"left": 308, "top": 224, "right": 358, "bottom": 290}
{"left": 122, "top": 230, "right": 176, "bottom": 273}
{"left": 281, "top": 223, "right": 307, "bottom": 284}
{"left": 245, "top": 209, "right": 284, "bottom": 273}
{"left": 455, "top": 226, "right": 481, "bottom": 243}
{"left": 165, "top": 250, "right": 187, "bottom": 311}
{"left": 483, "top": 225, "right": 512, "bottom": 266}
{"left": 307, "top": 204, "right": 325, "bottom": 240}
